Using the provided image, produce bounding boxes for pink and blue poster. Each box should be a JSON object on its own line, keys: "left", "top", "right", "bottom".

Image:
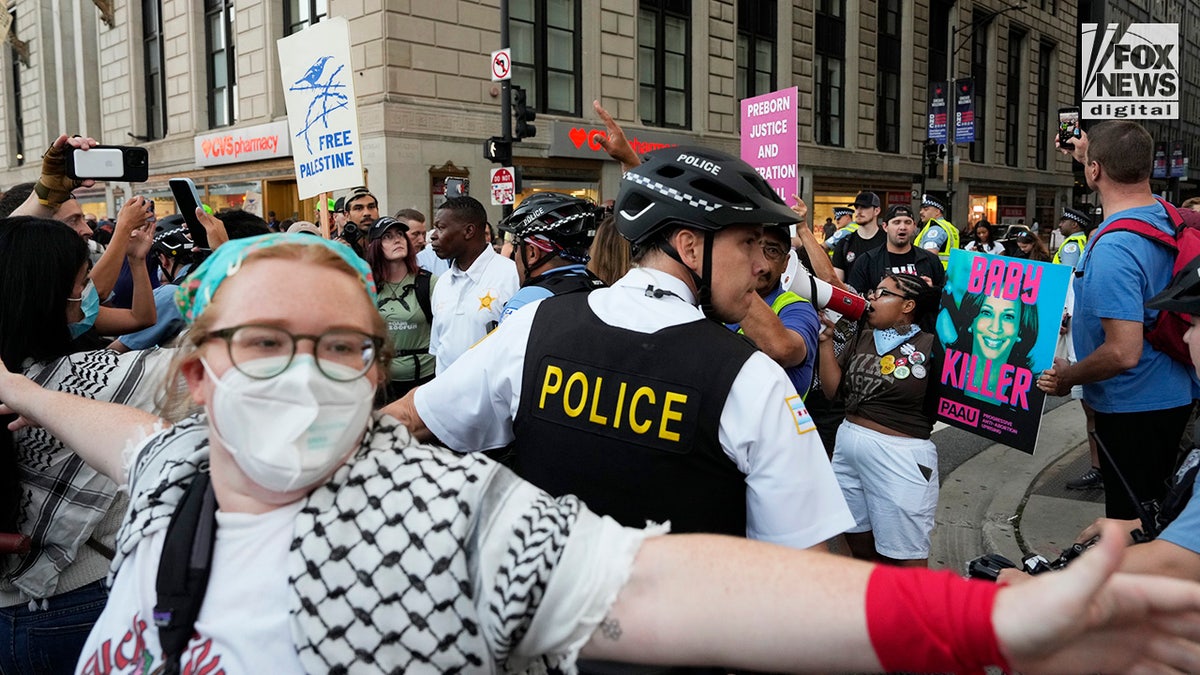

{"left": 933, "top": 249, "right": 1073, "bottom": 454}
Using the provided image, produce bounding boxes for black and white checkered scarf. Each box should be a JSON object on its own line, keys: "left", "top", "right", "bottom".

{"left": 117, "top": 412, "right": 593, "bottom": 673}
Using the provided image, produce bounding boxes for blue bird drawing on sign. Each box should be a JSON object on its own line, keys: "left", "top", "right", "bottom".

{"left": 289, "top": 55, "right": 350, "bottom": 153}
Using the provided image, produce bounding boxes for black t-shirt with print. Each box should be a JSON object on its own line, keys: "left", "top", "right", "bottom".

{"left": 847, "top": 246, "right": 946, "bottom": 293}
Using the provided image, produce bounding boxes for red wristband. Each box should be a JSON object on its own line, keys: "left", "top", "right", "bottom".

{"left": 865, "top": 565, "right": 1009, "bottom": 674}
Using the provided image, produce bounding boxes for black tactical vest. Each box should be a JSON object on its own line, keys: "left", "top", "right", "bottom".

{"left": 513, "top": 293, "right": 754, "bottom": 536}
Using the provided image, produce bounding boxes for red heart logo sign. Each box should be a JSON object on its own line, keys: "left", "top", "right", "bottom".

{"left": 569, "top": 127, "right": 587, "bottom": 149}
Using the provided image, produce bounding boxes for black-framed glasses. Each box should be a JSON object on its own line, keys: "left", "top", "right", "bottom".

{"left": 868, "top": 287, "right": 908, "bottom": 301}
{"left": 761, "top": 242, "right": 788, "bottom": 261}
{"left": 204, "top": 324, "right": 383, "bottom": 381}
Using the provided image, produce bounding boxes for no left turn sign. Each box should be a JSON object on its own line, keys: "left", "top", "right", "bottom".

{"left": 491, "top": 49, "right": 511, "bottom": 82}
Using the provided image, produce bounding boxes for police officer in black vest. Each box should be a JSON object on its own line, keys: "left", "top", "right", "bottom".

{"left": 386, "top": 147, "right": 851, "bottom": 554}
{"left": 497, "top": 192, "right": 607, "bottom": 324}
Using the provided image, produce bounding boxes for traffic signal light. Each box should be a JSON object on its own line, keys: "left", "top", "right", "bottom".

{"left": 923, "top": 139, "right": 945, "bottom": 178}
{"left": 483, "top": 136, "right": 512, "bottom": 165}
{"left": 512, "top": 85, "right": 537, "bottom": 140}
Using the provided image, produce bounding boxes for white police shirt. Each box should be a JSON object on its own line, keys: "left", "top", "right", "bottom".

{"left": 428, "top": 245, "right": 519, "bottom": 375}
{"left": 416, "top": 267, "right": 855, "bottom": 549}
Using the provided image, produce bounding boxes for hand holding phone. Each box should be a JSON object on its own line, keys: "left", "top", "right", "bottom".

{"left": 169, "top": 178, "right": 210, "bottom": 249}
{"left": 1058, "top": 107, "right": 1081, "bottom": 149}
{"left": 65, "top": 145, "right": 149, "bottom": 183}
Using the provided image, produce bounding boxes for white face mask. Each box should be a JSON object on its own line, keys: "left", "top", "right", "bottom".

{"left": 201, "top": 354, "right": 374, "bottom": 493}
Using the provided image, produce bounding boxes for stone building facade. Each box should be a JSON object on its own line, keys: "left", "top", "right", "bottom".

{"left": 0, "top": 1, "right": 1105, "bottom": 230}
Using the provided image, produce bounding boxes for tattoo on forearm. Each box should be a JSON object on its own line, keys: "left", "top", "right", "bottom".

{"left": 599, "top": 617, "right": 622, "bottom": 641}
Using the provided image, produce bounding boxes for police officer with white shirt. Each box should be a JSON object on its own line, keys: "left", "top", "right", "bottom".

{"left": 426, "top": 196, "right": 519, "bottom": 374}
{"left": 385, "top": 146, "right": 853, "bottom": 552}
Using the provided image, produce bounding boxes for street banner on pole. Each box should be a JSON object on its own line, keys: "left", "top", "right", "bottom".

{"left": 740, "top": 86, "right": 799, "bottom": 206}
{"left": 954, "top": 78, "right": 975, "bottom": 144}
{"left": 1170, "top": 140, "right": 1187, "bottom": 178}
{"left": 1153, "top": 142, "right": 1168, "bottom": 179}
{"left": 1081, "top": 23, "right": 1178, "bottom": 120}
{"left": 933, "top": 249, "right": 1072, "bottom": 454}
{"left": 927, "top": 81, "right": 948, "bottom": 143}
{"left": 278, "top": 17, "right": 364, "bottom": 199}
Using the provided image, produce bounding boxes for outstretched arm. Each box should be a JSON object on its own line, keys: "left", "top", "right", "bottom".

{"left": 380, "top": 388, "right": 435, "bottom": 442}
{"left": 582, "top": 522, "right": 1200, "bottom": 674}
{"left": 0, "top": 358, "right": 161, "bottom": 484}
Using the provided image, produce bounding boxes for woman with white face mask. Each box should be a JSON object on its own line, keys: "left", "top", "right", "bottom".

{"left": 2, "top": 234, "right": 1200, "bottom": 675}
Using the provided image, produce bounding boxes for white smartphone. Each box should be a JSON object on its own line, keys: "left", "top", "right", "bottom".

{"left": 66, "top": 146, "right": 149, "bottom": 182}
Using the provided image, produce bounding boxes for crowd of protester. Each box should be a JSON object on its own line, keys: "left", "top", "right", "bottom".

{"left": 1, "top": 115, "right": 1200, "bottom": 675}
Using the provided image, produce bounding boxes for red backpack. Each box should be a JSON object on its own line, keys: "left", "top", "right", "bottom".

{"left": 1085, "top": 197, "right": 1200, "bottom": 366}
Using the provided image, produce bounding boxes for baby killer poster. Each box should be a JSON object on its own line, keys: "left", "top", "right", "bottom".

{"left": 933, "top": 249, "right": 1072, "bottom": 454}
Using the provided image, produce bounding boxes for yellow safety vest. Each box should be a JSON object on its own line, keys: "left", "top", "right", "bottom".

{"left": 1052, "top": 232, "right": 1088, "bottom": 265}
{"left": 916, "top": 217, "right": 960, "bottom": 269}
{"left": 739, "top": 291, "right": 812, "bottom": 397}
{"left": 824, "top": 223, "right": 860, "bottom": 257}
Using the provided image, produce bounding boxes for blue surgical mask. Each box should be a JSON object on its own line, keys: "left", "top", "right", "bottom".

{"left": 67, "top": 280, "right": 99, "bottom": 339}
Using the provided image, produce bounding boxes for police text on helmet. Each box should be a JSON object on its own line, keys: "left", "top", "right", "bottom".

{"left": 676, "top": 154, "right": 721, "bottom": 176}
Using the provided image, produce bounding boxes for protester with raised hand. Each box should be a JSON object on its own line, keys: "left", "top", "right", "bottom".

{"left": 593, "top": 99, "right": 641, "bottom": 171}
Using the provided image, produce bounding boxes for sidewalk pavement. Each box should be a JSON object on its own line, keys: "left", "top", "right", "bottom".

{"left": 930, "top": 398, "right": 1105, "bottom": 574}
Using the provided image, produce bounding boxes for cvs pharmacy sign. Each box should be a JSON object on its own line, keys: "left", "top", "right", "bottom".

{"left": 1082, "top": 23, "right": 1178, "bottom": 119}
{"left": 548, "top": 120, "right": 691, "bottom": 160}
{"left": 194, "top": 121, "right": 293, "bottom": 166}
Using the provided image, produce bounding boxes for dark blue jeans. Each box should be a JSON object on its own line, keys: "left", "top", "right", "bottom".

{"left": 0, "top": 579, "right": 109, "bottom": 675}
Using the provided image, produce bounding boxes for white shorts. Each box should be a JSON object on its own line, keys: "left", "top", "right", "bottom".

{"left": 831, "top": 420, "right": 939, "bottom": 560}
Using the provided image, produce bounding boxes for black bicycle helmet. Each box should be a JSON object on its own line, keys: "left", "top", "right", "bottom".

{"left": 151, "top": 215, "right": 194, "bottom": 259}
{"left": 615, "top": 145, "right": 800, "bottom": 245}
{"left": 500, "top": 192, "right": 600, "bottom": 257}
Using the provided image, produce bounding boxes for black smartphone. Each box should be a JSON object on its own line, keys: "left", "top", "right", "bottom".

{"left": 169, "top": 177, "right": 210, "bottom": 249}
{"left": 445, "top": 177, "right": 469, "bottom": 199}
{"left": 65, "top": 145, "right": 149, "bottom": 182}
{"left": 1058, "top": 107, "right": 1081, "bottom": 148}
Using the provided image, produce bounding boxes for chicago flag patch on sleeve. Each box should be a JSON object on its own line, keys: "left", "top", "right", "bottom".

{"left": 786, "top": 395, "right": 816, "bottom": 435}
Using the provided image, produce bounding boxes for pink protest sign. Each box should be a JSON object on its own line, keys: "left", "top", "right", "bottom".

{"left": 740, "top": 86, "right": 799, "bottom": 206}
